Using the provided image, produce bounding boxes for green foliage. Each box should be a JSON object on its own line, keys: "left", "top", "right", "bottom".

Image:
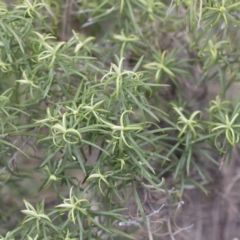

{"left": 1, "top": 0, "right": 240, "bottom": 239}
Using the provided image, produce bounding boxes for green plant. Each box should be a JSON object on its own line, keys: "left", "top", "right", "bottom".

{"left": 1, "top": 0, "right": 240, "bottom": 239}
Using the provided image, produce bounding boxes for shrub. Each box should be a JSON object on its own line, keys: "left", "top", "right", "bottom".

{"left": 1, "top": 0, "right": 240, "bottom": 239}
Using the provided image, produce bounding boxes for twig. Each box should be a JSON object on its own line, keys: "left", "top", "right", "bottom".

{"left": 167, "top": 216, "right": 175, "bottom": 240}
{"left": 119, "top": 204, "right": 165, "bottom": 227}
{"left": 146, "top": 216, "right": 153, "bottom": 240}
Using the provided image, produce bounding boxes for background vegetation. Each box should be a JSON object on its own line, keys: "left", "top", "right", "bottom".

{"left": 1, "top": 0, "right": 240, "bottom": 239}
